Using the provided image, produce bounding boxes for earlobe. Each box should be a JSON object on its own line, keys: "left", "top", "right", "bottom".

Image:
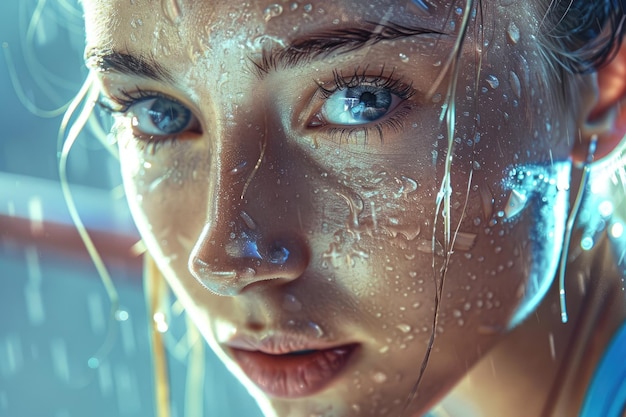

{"left": 574, "top": 40, "right": 626, "bottom": 163}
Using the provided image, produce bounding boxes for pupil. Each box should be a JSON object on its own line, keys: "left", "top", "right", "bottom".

{"left": 359, "top": 91, "right": 378, "bottom": 107}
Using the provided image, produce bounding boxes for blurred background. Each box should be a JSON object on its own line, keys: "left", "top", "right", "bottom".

{"left": 0, "top": 1, "right": 262, "bottom": 416}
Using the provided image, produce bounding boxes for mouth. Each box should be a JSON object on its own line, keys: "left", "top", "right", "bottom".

{"left": 228, "top": 343, "right": 359, "bottom": 398}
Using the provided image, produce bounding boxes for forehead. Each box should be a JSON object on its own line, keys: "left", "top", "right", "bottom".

{"left": 83, "top": 0, "right": 535, "bottom": 51}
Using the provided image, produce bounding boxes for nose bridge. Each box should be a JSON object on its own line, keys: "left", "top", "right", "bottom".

{"left": 188, "top": 111, "right": 309, "bottom": 295}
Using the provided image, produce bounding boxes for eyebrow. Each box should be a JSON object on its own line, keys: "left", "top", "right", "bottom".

{"left": 252, "top": 22, "right": 444, "bottom": 78}
{"left": 85, "top": 22, "right": 444, "bottom": 82}
{"left": 85, "top": 48, "right": 174, "bottom": 82}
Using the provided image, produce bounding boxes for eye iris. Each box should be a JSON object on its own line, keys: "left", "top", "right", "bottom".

{"left": 148, "top": 98, "right": 191, "bottom": 134}
{"left": 345, "top": 87, "right": 391, "bottom": 122}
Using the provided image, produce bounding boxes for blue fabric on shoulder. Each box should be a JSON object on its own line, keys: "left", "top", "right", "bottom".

{"left": 580, "top": 320, "right": 626, "bottom": 417}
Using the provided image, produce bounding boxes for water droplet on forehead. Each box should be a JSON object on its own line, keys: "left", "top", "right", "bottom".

{"left": 263, "top": 4, "right": 284, "bottom": 21}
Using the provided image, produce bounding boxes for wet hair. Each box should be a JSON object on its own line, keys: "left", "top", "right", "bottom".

{"left": 539, "top": 0, "right": 626, "bottom": 73}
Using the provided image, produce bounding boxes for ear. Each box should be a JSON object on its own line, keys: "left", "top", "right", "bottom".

{"left": 574, "top": 40, "right": 626, "bottom": 163}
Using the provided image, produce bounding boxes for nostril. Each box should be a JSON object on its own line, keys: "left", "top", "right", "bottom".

{"left": 268, "top": 244, "right": 290, "bottom": 265}
{"left": 188, "top": 230, "right": 309, "bottom": 296}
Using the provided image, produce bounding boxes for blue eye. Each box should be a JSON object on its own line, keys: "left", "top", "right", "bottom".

{"left": 128, "top": 97, "right": 194, "bottom": 135}
{"left": 321, "top": 85, "right": 400, "bottom": 125}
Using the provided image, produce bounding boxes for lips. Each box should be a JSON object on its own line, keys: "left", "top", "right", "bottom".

{"left": 228, "top": 338, "right": 358, "bottom": 398}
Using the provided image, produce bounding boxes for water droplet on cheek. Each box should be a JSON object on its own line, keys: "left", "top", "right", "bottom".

{"left": 478, "top": 183, "right": 494, "bottom": 221}
{"left": 509, "top": 71, "right": 522, "bottom": 99}
{"left": 263, "top": 3, "right": 284, "bottom": 21}
{"left": 282, "top": 294, "right": 302, "bottom": 312}
{"left": 161, "top": 0, "right": 182, "bottom": 24}
{"left": 507, "top": 21, "right": 520, "bottom": 44}
{"left": 371, "top": 372, "right": 387, "bottom": 383}
{"left": 486, "top": 74, "right": 500, "bottom": 89}
{"left": 396, "top": 324, "right": 412, "bottom": 333}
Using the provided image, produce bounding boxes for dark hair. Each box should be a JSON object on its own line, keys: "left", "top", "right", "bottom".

{"left": 540, "top": 0, "right": 626, "bottom": 73}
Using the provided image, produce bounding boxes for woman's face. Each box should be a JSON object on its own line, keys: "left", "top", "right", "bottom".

{"left": 85, "top": 0, "right": 580, "bottom": 415}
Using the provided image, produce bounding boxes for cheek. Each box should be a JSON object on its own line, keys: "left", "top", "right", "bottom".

{"left": 118, "top": 137, "right": 211, "bottom": 267}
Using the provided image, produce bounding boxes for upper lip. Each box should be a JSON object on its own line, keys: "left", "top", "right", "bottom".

{"left": 225, "top": 333, "right": 353, "bottom": 355}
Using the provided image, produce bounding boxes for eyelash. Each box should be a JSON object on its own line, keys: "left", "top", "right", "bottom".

{"left": 313, "top": 66, "right": 416, "bottom": 144}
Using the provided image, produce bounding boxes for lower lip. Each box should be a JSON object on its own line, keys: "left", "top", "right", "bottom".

{"left": 230, "top": 344, "right": 358, "bottom": 398}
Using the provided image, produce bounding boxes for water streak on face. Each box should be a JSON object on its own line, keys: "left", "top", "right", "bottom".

{"left": 84, "top": 0, "right": 583, "bottom": 415}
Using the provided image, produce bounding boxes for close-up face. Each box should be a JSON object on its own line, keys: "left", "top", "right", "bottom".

{"left": 83, "top": 0, "right": 584, "bottom": 415}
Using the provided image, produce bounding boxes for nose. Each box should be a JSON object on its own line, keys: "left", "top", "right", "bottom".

{"left": 188, "top": 124, "right": 310, "bottom": 296}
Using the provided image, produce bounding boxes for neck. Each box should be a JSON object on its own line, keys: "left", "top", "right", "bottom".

{"left": 436, "top": 232, "right": 626, "bottom": 417}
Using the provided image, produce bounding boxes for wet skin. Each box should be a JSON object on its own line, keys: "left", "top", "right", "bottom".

{"left": 84, "top": 0, "right": 588, "bottom": 415}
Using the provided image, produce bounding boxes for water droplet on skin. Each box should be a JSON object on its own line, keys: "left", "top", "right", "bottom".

{"left": 371, "top": 372, "right": 388, "bottom": 383}
{"left": 263, "top": 4, "right": 283, "bottom": 21}
{"left": 486, "top": 74, "right": 500, "bottom": 89}
{"left": 509, "top": 71, "right": 522, "bottom": 98}
{"left": 379, "top": 345, "right": 389, "bottom": 354}
{"left": 396, "top": 324, "right": 412, "bottom": 333}
{"left": 503, "top": 189, "right": 528, "bottom": 219}
{"left": 337, "top": 191, "right": 364, "bottom": 229}
{"left": 581, "top": 236, "right": 594, "bottom": 250}
{"left": 282, "top": 294, "right": 302, "bottom": 312}
{"left": 507, "top": 21, "right": 520, "bottom": 44}
{"left": 161, "top": 0, "right": 182, "bottom": 24}
{"left": 308, "top": 322, "right": 324, "bottom": 338}
{"left": 229, "top": 161, "right": 248, "bottom": 175}
{"left": 239, "top": 211, "right": 257, "bottom": 230}
{"left": 431, "top": 149, "right": 438, "bottom": 166}
{"left": 478, "top": 183, "right": 494, "bottom": 221}
{"left": 303, "top": 3, "right": 313, "bottom": 13}
{"left": 399, "top": 52, "right": 409, "bottom": 63}
{"left": 409, "top": 0, "right": 430, "bottom": 14}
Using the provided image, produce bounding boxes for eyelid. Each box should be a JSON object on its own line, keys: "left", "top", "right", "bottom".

{"left": 316, "top": 66, "right": 416, "bottom": 100}
{"left": 98, "top": 87, "right": 188, "bottom": 114}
